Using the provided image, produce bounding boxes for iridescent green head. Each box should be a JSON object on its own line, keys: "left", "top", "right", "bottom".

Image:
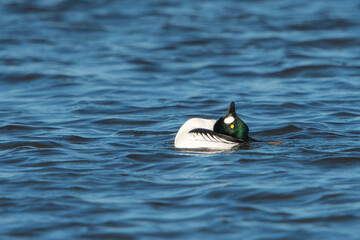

{"left": 213, "top": 102, "right": 249, "bottom": 139}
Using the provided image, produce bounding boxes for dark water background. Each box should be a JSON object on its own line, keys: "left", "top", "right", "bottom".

{"left": 1, "top": 0, "right": 360, "bottom": 239}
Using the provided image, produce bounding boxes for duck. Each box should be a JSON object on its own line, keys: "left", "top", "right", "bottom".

{"left": 174, "top": 101, "right": 254, "bottom": 150}
{"left": 175, "top": 102, "right": 284, "bottom": 150}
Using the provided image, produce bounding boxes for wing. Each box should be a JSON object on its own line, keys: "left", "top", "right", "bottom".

{"left": 189, "top": 128, "right": 246, "bottom": 144}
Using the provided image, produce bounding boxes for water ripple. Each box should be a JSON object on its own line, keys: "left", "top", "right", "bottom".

{"left": 1, "top": 0, "right": 360, "bottom": 239}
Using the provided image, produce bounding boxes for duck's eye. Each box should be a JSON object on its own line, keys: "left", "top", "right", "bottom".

{"left": 230, "top": 124, "right": 234, "bottom": 129}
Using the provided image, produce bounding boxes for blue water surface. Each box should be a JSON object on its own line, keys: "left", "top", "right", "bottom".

{"left": 1, "top": 0, "right": 360, "bottom": 239}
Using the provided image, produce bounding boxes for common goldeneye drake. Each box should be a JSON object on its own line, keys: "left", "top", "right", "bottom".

{"left": 175, "top": 102, "right": 253, "bottom": 150}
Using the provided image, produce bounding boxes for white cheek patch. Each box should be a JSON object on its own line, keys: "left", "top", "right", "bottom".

{"left": 224, "top": 116, "right": 234, "bottom": 124}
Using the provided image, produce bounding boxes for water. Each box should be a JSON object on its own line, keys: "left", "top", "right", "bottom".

{"left": 1, "top": 0, "right": 360, "bottom": 239}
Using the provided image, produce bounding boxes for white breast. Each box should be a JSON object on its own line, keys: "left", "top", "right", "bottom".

{"left": 174, "top": 118, "right": 238, "bottom": 150}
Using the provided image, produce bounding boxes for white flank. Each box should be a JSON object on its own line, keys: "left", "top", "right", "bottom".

{"left": 174, "top": 118, "right": 238, "bottom": 150}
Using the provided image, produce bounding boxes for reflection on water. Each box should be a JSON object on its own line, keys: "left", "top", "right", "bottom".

{"left": 1, "top": 0, "right": 360, "bottom": 239}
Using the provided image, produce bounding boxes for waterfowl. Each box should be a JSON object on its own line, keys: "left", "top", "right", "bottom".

{"left": 174, "top": 101, "right": 283, "bottom": 150}
{"left": 174, "top": 102, "right": 253, "bottom": 150}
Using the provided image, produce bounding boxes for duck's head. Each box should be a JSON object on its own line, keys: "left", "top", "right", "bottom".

{"left": 213, "top": 102, "right": 249, "bottom": 139}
